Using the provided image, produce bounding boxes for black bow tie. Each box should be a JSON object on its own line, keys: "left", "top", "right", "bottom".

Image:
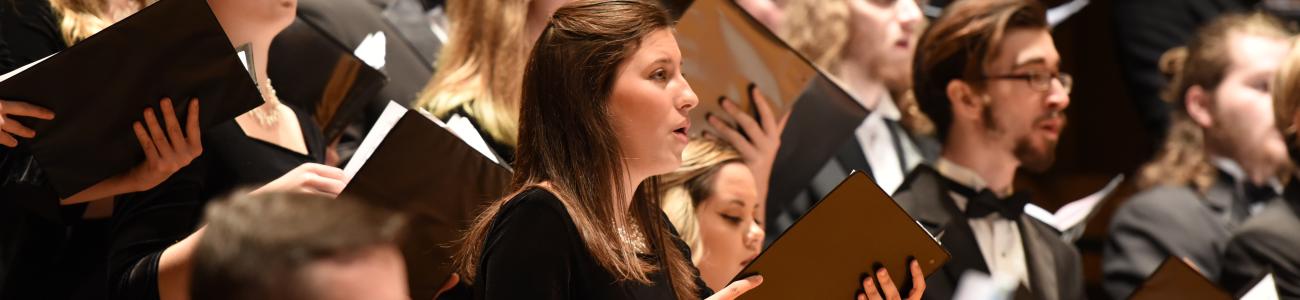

{"left": 965, "top": 190, "right": 1029, "bottom": 220}
{"left": 1244, "top": 183, "right": 1279, "bottom": 206}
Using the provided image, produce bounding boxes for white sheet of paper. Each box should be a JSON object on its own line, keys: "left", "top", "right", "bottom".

{"left": 1240, "top": 274, "right": 1279, "bottom": 300}
{"left": 343, "top": 101, "right": 407, "bottom": 183}
{"left": 1025, "top": 174, "right": 1124, "bottom": 231}
{"left": 354, "top": 31, "right": 387, "bottom": 70}
{"left": 0, "top": 54, "right": 54, "bottom": 82}
{"left": 953, "top": 270, "right": 1018, "bottom": 300}
{"left": 445, "top": 113, "right": 501, "bottom": 164}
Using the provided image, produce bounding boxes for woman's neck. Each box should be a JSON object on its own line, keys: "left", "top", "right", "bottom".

{"left": 833, "top": 61, "right": 887, "bottom": 110}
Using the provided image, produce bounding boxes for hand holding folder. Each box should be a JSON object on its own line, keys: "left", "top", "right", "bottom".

{"left": 0, "top": 0, "right": 262, "bottom": 198}
{"left": 734, "top": 171, "right": 949, "bottom": 299}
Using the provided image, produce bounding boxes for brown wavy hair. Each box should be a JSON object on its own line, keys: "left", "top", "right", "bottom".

{"left": 1137, "top": 13, "right": 1290, "bottom": 191}
{"left": 454, "top": 1, "right": 698, "bottom": 299}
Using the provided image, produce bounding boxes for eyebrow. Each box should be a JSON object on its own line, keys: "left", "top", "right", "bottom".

{"left": 1013, "top": 57, "right": 1048, "bottom": 69}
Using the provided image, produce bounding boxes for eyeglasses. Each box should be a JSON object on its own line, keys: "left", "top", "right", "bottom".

{"left": 981, "top": 71, "right": 1073, "bottom": 93}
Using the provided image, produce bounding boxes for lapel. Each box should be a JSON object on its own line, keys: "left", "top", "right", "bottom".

{"left": 898, "top": 166, "right": 991, "bottom": 284}
{"left": 836, "top": 136, "right": 872, "bottom": 178}
{"left": 1019, "top": 217, "right": 1061, "bottom": 300}
{"left": 1203, "top": 172, "right": 1238, "bottom": 225}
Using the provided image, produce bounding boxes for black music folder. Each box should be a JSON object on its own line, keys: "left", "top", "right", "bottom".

{"left": 339, "top": 104, "right": 511, "bottom": 300}
{"left": 1128, "top": 257, "right": 1233, "bottom": 300}
{"left": 734, "top": 171, "right": 950, "bottom": 299}
{"left": 268, "top": 18, "right": 388, "bottom": 142}
{"left": 0, "top": 0, "right": 261, "bottom": 198}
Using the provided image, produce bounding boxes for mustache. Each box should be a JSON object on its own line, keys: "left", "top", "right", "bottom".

{"left": 1035, "top": 110, "right": 1067, "bottom": 125}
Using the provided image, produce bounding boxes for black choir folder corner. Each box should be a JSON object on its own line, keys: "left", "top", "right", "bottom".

{"left": 268, "top": 18, "right": 388, "bottom": 142}
{"left": 735, "top": 171, "right": 949, "bottom": 299}
{"left": 339, "top": 105, "right": 511, "bottom": 300}
{"left": 1128, "top": 257, "right": 1233, "bottom": 300}
{"left": 0, "top": 0, "right": 261, "bottom": 198}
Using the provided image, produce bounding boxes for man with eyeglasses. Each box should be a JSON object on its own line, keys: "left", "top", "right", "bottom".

{"left": 889, "top": 0, "right": 1083, "bottom": 299}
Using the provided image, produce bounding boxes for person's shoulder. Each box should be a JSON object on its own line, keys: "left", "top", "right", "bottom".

{"left": 1113, "top": 185, "right": 1204, "bottom": 220}
{"left": 1232, "top": 201, "right": 1300, "bottom": 246}
{"left": 492, "top": 188, "right": 577, "bottom": 235}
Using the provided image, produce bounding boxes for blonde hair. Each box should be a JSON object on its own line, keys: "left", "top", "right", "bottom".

{"left": 779, "top": 0, "right": 933, "bottom": 135}
{"left": 657, "top": 136, "right": 743, "bottom": 262}
{"left": 1274, "top": 37, "right": 1300, "bottom": 138}
{"left": 412, "top": 0, "right": 528, "bottom": 148}
{"left": 1138, "top": 13, "right": 1291, "bottom": 191}
{"left": 49, "top": 0, "right": 153, "bottom": 45}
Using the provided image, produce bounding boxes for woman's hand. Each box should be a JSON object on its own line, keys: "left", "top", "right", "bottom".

{"left": 707, "top": 85, "right": 789, "bottom": 203}
{"left": 859, "top": 260, "right": 926, "bottom": 300}
{"left": 705, "top": 275, "right": 763, "bottom": 300}
{"left": 0, "top": 99, "right": 56, "bottom": 147}
{"left": 252, "top": 163, "right": 346, "bottom": 197}
{"left": 122, "top": 98, "right": 203, "bottom": 191}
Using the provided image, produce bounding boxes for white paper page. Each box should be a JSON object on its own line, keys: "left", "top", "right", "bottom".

{"left": 1052, "top": 174, "right": 1124, "bottom": 230}
{"left": 445, "top": 113, "right": 502, "bottom": 164}
{"left": 1240, "top": 274, "right": 1279, "bottom": 300}
{"left": 953, "top": 271, "right": 1018, "bottom": 300}
{"left": 1025, "top": 174, "right": 1124, "bottom": 231}
{"left": 0, "top": 54, "right": 54, "bottom": 83}
{"left": 343, "top": 101, "right": 407, "bottom": 182}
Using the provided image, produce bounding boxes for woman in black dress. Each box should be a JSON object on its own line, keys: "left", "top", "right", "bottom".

{"left": 455, "top": 1, "right": 923, "bottom": 299}
{"left": 105, "top": 0, "right": 348, "bottom": 299}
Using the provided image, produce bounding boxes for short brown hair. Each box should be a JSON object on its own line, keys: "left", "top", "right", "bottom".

{"left": 190, "top": 192, "right": 408, "bottom": 300}
{"left": 911, "top": 0, "right": 1048, "bottom": 141}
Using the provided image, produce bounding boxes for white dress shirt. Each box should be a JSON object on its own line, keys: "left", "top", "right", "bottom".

{"left": 856, "top": 94, "right": 923, "bottom": 195}
{"left": 934, "top": 158, "right": 1031, "bottom": 290}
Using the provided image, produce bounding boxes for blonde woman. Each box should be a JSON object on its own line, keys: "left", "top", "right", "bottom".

{"left": 659, "top": 136, "right": 765, "bottom": 292}
{"left": 413, "top": 0, "right": 570, "bottom": 163}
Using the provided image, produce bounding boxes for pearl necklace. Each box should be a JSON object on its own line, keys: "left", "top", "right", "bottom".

{"left": 250, "top": 79, "right": 281, "bottom": 127}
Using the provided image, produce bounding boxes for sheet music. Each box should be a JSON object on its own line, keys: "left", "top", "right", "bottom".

{"left": 343, "top": 101, "right": 407, "bottom": 182}
{"left": 1025, "top": 174, "right": 1124, "bottom": 231}
{"left": 446, "top": 113, "right": 502, "bottom": 164}
{"left": 0, "top": 54, "right": 53, "bottom": 83}
{"left": 1241, "top": 274, "right": 1279, "bottom": 300}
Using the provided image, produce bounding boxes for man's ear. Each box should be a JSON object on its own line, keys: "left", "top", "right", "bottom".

{"left": 1186, "top": 85, "right": 1215, "bottom": 128}
{"left": 946, "top": 79, "right": 982, "bottom": 121}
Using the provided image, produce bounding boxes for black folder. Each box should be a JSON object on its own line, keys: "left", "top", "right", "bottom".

{"left": 675, "top": 0, "right": 869, "bottom": 242}
{"left": 0, "top": 0, "right": 261, "bottom": 198}
{"left": 1128, "top": 257, "right": 1233, "bottom": 300}
{"left": 338, "top": 109, "right": 511, "bottom": 300}
{"left": 734, "top": 171, "right": 949, "bottom": 299}
{"left": 268, "top": 18, "right": 388, "bottom": 142}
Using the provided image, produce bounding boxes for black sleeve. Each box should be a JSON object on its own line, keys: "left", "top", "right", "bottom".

{"left": 0, "top": 0, "right": 66, "bottom": 73}
{"left": 477, "top": 192, "right": 578, "bottom": 300}
{"left": 107, "top": 158, "right": 208, "bottom": 300}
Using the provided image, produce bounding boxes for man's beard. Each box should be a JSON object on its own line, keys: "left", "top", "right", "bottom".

{"left": 981, "top": 103, "right": 1065, "bottom": 172}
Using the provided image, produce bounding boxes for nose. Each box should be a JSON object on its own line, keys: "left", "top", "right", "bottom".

{"left": 1046, "top": 81, "right": 1070, "bottom": 111}
{"left": 744, "top": 220, "right": 764, "bottom": 251}
{"left": 897, "top": 0, "right": 923, "bottom": 34}
{"left": 677, "top": 74, "right": 700, "bottom": 112}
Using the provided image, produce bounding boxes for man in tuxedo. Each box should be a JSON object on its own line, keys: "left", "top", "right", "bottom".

{"left": 1102, "top": 13, "right": 1292, "bottom": 300}
{"left": 891, "top": 0, "right": 1083, "bottom": 299}
{"left": 763, "top": 0, "right": 941, "bottom": 243}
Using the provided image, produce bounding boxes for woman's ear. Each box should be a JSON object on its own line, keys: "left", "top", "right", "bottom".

{"left": 946, "top": 79, "right": 981, "bottom": 121}
{"left": 1186, "top": 85, "right": 1215, "bottom": 128}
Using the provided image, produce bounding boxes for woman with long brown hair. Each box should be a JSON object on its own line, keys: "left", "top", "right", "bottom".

{"left": 456, "top": 1, "right": 921, "bottom": 299}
